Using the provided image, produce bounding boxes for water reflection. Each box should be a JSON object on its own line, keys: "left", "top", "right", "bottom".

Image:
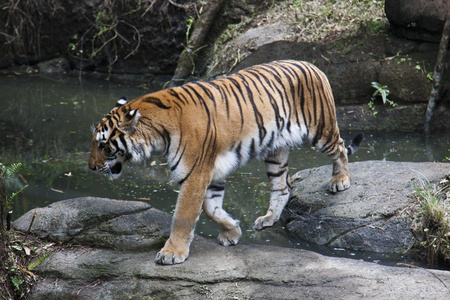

{"left": 1, "top": 75, "right": 449, "bottom": 265}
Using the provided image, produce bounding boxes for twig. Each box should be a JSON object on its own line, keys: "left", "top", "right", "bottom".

{"left": 6, "top": 210, "right": 12, "bottom": 231}
{"left": 22, "top": 209, "right": 37, "bottom": 244}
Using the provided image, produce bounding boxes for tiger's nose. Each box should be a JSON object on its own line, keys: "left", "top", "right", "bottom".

{"left": 88, "top": 160, "right": 97, "bottom": 171}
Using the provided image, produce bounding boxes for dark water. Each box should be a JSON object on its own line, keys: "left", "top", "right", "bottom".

{"left": 1, "top": 74, "right": 449, "bottom": 266}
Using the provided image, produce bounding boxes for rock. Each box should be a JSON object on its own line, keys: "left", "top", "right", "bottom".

{"left": 37, "top": 58, "right": 70, "bottom": 75}
{"left": 13, "top": 197, "right": 171, "bottom": 250}
{"left": 29, "top": 237, "right": 450, "bottom": 300}
{"left": 281, "top": 161, "right": 450, "bottom": 253}
{"left": 385, "top": 0, "right": 448, "bottom": 42}
{"left": 11, "top": 161, "right": 450, "bottom": 299}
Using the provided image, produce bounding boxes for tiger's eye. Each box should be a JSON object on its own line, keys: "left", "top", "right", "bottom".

{"left": 99, "top": 142, "right": 107, "bottom": 150}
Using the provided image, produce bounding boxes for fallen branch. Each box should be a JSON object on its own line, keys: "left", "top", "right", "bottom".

{"left": 424, "top": 9, "right": 450, "bottom": 136}
{"left": 169, "top": 0, "right": 224, "bottom": 87}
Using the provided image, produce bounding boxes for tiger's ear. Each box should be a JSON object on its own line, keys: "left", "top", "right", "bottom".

{"left": 115, "top": 97, "right": 128, "bottom": 108}
{"left": 121, "top": 109, "right": 141, "bottom": 131}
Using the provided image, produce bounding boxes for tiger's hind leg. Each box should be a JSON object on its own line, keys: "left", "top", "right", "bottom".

{"left": 328, "top": 137, "right": 351, "bottom": 193}
{"left": 326, "top": 133, "right": 364, "bottom": 193}
{"left": 203, "top": 180, "right": 242, "bottom": 246}
{"left": 254, "top": 147, "right": 291, "bottom": 231}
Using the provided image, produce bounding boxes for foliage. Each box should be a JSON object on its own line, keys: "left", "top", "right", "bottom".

{"left": 0, "top": 0, "right": 189, "bottom": 73}
{"left": 0, "top": 230, "right": 56, "bottom": 299}
{"left": 288, "top": 0, "right": 387, "bottom": 41}
{"left": 67, "top": 0, "right": 158, "bottom": 73}
{"left": 0, "top": 163, "right": 53, "bottom": 299}
{"left": 0, "top": 0, "right": 63, "bottom": 62}
{"left": 209, "top": 0, "right": 387, "bottom": 76}
{"left": 368, "top": 82, "right": 397, "bottom": 116}
{"left": 411, "top": 176, "right": 450, "bottom": 266}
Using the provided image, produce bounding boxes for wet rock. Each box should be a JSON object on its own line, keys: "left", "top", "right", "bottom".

{"left": 29, "top": 237, "right": 450, "bottom": 300}
{"left": 281, "top": 161, "right": 450, "bottom": 254}
{"left": 11, "top": 161, "right": 450, "bottom": 299}
{"left": 13, "top": 197, "right": 170, "bottom": 250}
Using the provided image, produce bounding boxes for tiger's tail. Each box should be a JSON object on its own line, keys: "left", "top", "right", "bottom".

{"left": 346, "top": 132, "right": 364, "bottom": 156}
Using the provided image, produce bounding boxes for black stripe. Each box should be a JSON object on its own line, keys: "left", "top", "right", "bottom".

{"left": 209, "top": 81, "right": 229, "bottom": 118}
{"left": 236, "top": 73, "right": 267, "bottom": 142}
{"left": 227, "top": 77, "right": 245, "bottom": 128}
{"left": 170, "top": 144, "right": 187, "bottom": 171}
{"left": 177, "top": 156, "right": 200, "bottom": 185}
{"left": 234, "top": 142, "right": 242, "bottom": 164}
{"left": 265, "top": 159, "right": 280, "bottom": 165}
{"left": 247, "top": 70, "right": 285, "bottom": 131}
{"left": 267, "top": 170, "right": 287, "bottom": 178}
{"left": 261, "top": 63, "right": 296, "bottom": 128}
{"left": 209, "top": 193, "right": 223, "bottom": 199}
{"left": 208, "top": 184, "right": 225, "bottom": 191}
{"left": 118, "top": 133, "right": 129, "bottom": 153}
{"left": 248, "top": 138, "right": 257, "bottom": 159}
{"left": 168, "top": 89, "right": 187, "bottom": 106}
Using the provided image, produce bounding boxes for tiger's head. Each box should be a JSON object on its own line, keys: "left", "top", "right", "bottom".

{"left": 89, "top": 97, "right": 147, "bottom": 178}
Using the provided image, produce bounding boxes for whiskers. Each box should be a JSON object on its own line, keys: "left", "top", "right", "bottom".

{"left": 90, "top": 124, "right": 97, "bottom": 133}
{"left": 95, "top": 164, "right": 114, "bottom": 178}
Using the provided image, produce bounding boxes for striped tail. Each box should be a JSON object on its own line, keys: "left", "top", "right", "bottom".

{"left": 346, "top": 132, "right": 364, "bottom": 156}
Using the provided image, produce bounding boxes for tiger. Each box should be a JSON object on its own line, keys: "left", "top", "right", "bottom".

{"left": 89, "top": 60, "right": 363, "bottom": 265}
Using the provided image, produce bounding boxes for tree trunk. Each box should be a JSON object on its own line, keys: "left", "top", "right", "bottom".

{"left": 169, "top": 0, "right": 225, "bottom": 87}
{"left": 424, "top": 10, "right": 450, "bottom": 136}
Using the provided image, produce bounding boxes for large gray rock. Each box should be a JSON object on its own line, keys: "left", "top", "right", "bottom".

{"left": 282, "top": 161, "right": 450, "bottom": 253}
{"left": 12, "top": 161, "right": 450, "bottom": 299}
{"left": 13, "top": 197, "right": 171, "bottom": 250}
{"left": 29, "top": 237, "right": 450, "bottom": 300}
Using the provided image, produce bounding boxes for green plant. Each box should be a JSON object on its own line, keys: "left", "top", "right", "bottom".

{"left": 1, "top": 163, "right": 28, "bottom": 229}
{"left": 411, "top": 176, "right": 450, "bottom": 266}
{"left": 368, "top": 82, "right": 397, "bottom": 116}
{"left": 0, "top": 162, "right": 38, "bottom": 299}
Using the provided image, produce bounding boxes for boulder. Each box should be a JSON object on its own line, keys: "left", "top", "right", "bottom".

{"left": 28, "top": 237, "right": 450, "bottom": 300}
{"left": 282, "top": 161, "right": 450, "bottom": 253}
{"left": 13, "top": 197, "right": 171, "bottom": 251}
{"left": 12, "top": 161, "right": 450, "bottom": 299}
{"left": 385, "top": 0, "right": 448, "bottom": 42}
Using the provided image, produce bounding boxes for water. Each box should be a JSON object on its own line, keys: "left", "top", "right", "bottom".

{"left": 1, "top": 74, "right": 449, "bottom": 266}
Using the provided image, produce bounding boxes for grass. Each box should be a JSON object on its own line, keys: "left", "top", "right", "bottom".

{"left": 411, "top": 175, "right": 450, "bottom": 266}
{"left": 209, "top": 0, "right": 387, "bottom": 76}
{"left": 279, "top": 0, "right": 387, "bottom": 42}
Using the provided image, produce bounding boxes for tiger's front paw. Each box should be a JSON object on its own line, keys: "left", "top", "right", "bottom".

{"left": 155, "top": 244, "right": 189, "bottom": 265}
{"left": 218, "top": 225, "right": 242, "bottom": 246}
{"left": 329, "top": 174, "right": 350, "bottom": 193}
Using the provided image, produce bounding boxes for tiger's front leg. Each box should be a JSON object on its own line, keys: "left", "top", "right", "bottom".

{"left": 155, "top": 170, "right": 211, "bottom": 265}
{"left": 254, "top": 148, "right": 291, "bottom": 230}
